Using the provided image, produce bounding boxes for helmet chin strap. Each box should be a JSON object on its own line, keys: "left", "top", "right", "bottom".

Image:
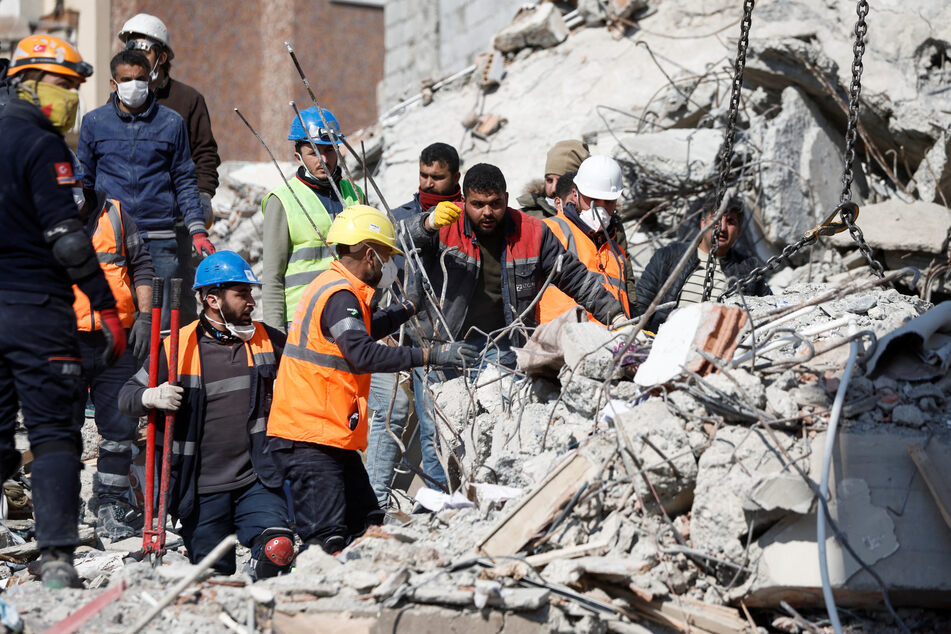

{"left": 203, "top": 293, "right": 254, "bottom": 342}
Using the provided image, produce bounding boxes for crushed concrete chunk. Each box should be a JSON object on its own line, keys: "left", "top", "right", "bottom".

{"left": 492, "top": 3, "right": 568, "bottom": 53}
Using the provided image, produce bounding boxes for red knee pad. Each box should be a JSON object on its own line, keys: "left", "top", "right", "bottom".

{"left": 264, "top": 535, "right": 295, "bottom": 567}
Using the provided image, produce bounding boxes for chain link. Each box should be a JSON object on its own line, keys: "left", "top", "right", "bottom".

{"left": 839, "top": 0, "right": 867, "bottom": 203}
{"left": 701, "top": 0, "right": 755, "bottom": 302}
{"left": 720, "top": 235, "right": 817, "bottom": 300}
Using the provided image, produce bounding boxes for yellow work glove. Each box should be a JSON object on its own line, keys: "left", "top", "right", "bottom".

{"left": 428, "top": 201, "right": 461, "bottom": 229}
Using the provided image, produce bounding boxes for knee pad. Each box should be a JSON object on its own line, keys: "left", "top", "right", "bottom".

{"left": 251, "top": 527, "right": 296, "bottom": 579}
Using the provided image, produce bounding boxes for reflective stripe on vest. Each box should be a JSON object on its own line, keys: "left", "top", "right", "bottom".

{"left": 266, "top": 260, "right": 375, "bottom": 451}
{"left": 163, "top": 320, "right": 277, "bottom": 457}
{"left": 72, "top": 198, "right": 136, "bottom": 331}
{"left": 539, "top": 213, "right": 631, "bottom": 325}
{"left": 262, "top": 177, "right": 362, "bottom": 324}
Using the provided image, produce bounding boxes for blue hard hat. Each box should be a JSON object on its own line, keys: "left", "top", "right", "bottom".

{"left": 288, "top": 107, "right": 344, "bottom": 145}
{"left": 193, "top": 251, "right": 261, "bottom": 290}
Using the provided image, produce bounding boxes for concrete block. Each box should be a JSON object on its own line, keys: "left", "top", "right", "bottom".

{"left": 830, "top": 198, "right": 951, "bottom": 256}
{"left": 492, "top": 3, "right": 568, "bottom": 54}
{"left": 560, "top": 321, "right": 618, "bottom": 380}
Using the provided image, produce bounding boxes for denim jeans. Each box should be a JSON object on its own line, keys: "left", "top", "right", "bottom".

{"left": 365, "top": 372, "right": 412, "bottom": 506}
{"left": 143, "top": 237, "right": 184, "bottom": 330}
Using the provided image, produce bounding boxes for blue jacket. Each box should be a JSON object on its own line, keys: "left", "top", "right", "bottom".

{"left": 78, "top": 93, "right": 205, "bottom": 238}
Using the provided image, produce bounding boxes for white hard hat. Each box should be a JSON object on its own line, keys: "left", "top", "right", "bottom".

{"left": 574, "top": 155, "right": 624, "bottom": 201}
{"left": 118, "top": 13, "right": 173, "bottom": 60}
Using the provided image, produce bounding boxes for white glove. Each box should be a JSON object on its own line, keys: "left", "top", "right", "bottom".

{"left": 610, "top": 313, "right": 630, "bottom": 330}
{"left": 142, "top": 382, "right": 184, "bottom": 411}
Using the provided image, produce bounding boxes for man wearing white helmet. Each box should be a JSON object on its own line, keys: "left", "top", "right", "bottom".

{"left": 118, "top": 13, "right": 221, "bottom": 322}
{"left": 539, "top": 155, "right": 633, "bottom": 324}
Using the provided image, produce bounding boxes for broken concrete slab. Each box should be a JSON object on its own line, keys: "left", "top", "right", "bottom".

{"left": 634, "top": 303, "right": 747, "bottom": 387}
{"left": 756, "top": 86, "right": 856, "bottom": 247}
{"left": 744, "top": 430, "right": 951, "bottom": 608}
{"left": 745, "top": 471, "right": 815, "bottom": 514}
{"left": 830, "top": 199, "right": 951, "bottom": 264}
{"left": 492, "top": 3, "right": 569, "bottom": 54}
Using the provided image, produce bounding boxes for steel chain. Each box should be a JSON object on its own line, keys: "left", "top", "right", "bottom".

{"left": 719, "top": 235, "right": 817, "bottom": 300}
{"left": 719, "top": 0, "right": 884, "bottom": 299}
{"left": 702, "top": 0, "right": 755, "bottom": 302}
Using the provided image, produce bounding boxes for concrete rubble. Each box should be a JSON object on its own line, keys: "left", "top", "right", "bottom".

{"left": 5, "top": 0, "right": 951, "bottom": 632}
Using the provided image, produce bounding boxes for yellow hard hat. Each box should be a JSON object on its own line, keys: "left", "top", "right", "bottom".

{"left": 327, "top": 205, "right": 403, "bottom": 255}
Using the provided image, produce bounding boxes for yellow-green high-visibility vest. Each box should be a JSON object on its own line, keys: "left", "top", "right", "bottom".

{"left": 262, "top": 177, "right": 362, "bottom": 323}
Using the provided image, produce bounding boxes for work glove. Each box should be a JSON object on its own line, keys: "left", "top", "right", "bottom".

{"left": 99, "top": 308, "right": 128, "bottom": 366}
{"left": 428, "top": 341, "right": 481, "bottom": 368}
{"left": 199, "top": 192, "right": 215, "bottom": 228}
{"left": 141, "top": 382, "right": 184, "bottom": 412}
{"left": 127, "top": 311, "right": 152, "bottom": 364}
{"left": 609, "top": 313, "right": 630, "bottom": 330}
{"left": 192, "top": 232, "right": 216, "bottom": 258}
{"left": 428, "top": 201, "right": 461, "bottom": 229}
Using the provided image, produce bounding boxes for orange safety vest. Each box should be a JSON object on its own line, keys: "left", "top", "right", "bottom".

{"left": 539, "top": 212, "right": 631, "bottom": 325}
{"left": 266, "top": 260, "right": 375, "bottom": 451}
{"left": 72, "top": 198, "right": 136, "bottom": 331}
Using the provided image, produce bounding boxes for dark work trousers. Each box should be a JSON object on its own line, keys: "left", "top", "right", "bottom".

{"left": 76, "top": 331, "right": 139, "bottom": 505}
{"left": 0, "top": 290, "right": 84, "bottom": 549}
{"left": 277, "top": 442, "right": 382, "bottom": 549}
{"left": 179, "top": 480, "right": 291, "bottom": 575}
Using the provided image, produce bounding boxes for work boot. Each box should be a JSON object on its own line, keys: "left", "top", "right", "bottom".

{"left": 40, "top": 548, "right": 82, "bottom": 589}
{"left": 95, "top": 500, "right": 140, "bottom": 541}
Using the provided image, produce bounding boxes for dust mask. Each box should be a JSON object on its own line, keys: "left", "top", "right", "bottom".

{"left": 17, "top": 80, "right": 79, "bottom": 134}
{"left": 115, "top": 79, "right": 149, "bottom": 108}
{"left": 371, "top": 247, "right": 398, "bottom": 289}
{"left": 579, "top": 204, "right": 612, "bottom": 232}
{"left": 295, "top": 152, "right": 320, "bottom": 181}
{"left": 206, "top": 294, "right": 256, "bottom": 341}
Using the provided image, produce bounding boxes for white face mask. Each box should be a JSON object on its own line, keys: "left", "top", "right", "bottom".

{"left": 579, "top": 204, "right": 612, "bottom": 232}
{"left": 115, "top": 79, "right": 149, "bottom": 108}
{"left": 206, "top": 295, "right": 256, "bottom": 341}
{"left": 376, "top": 258, "right": 398, "bottom": 289}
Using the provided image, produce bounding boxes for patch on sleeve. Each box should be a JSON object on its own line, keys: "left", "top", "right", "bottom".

{"left": 54, "top": 162, "right": 76, "bottom": 185}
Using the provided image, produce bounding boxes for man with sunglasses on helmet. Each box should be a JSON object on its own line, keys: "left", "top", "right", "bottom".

{"left": 0, "top": 35, "right": 126, "bottom": 589}
{"left": 118, "top": 13, "right": 221, "bottom": 323}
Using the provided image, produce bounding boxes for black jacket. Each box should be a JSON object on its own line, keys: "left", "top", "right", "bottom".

{"left": 635, "top": 241, "right": 770, "bottom": 332}
{"left": 402, "top": 207, "right": 624, "bottom": 345}
{"left": 0, "top": 90, "right": 113, "bottom": 308}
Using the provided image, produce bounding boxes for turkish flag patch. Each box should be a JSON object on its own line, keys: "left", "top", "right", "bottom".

{"left": 54, "top": 162, "right": 76, "bottom": 185}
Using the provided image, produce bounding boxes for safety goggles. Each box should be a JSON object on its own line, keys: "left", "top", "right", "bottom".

{"left": 306, "top": 120, "right": 342, "bottom": 142}
{"left": 125, "top": 39, "right": 158, "bottom": 53}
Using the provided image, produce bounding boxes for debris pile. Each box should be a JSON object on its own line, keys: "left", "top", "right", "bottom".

{"left": 4, "top": 0, "right": 951, "bottom": 632}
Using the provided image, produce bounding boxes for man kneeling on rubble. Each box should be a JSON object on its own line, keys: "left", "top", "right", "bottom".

{"left": 266, "top": 206, "right": 477, "bottom": 555}
{"left": 636, "top": 196, "right": 770, "bottom": 332}
{"left": 119, "top": 251, "right": 295, "bottom": 579}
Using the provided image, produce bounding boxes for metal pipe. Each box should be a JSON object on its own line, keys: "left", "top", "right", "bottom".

{"left": 817, "top": 320, "right": 858, "bottom": 634}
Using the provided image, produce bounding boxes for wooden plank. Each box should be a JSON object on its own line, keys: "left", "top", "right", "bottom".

{"left": 523, "top": 540, "right": 611, "bottom": 568}
{"left": 477, "top": 450, "right": 596, "bottom": 557}
{"left": 907, "top": 443, "right": 951, "bottom": 533}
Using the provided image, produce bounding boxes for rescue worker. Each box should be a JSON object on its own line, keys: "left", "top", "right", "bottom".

{"left": 636, "top": 197, "right": 770, "bottom": 332}
{"left": 552, "top": 171, "right": 578, "bottom": 214}
{"left": 539, "top": 155, "right": 632, "bottom": 324}
{"left": 267, "top": 205, "right": 478, "bottom": 554}
{"left": 517, "top": 139, "right": 589, "bottom": 219}
{"left": 72, "top": 185, "right": 156, "bottom": 540}
{"left": 367, "top": 141, "right": 463, "bottom": 506}
{"left": 117, "top": 13, "right": 223, "bottom": 324}
{"left": 261, "top": 107, "right": 363, "bottom": 333}
{"left": 77, "top": 50, "right": 214, "bottom": 330}
{"left": 402, "top": 162, "right": 629, "bottom": 355}
{"left": 0, "top": 35, "right": 126, "bottom": 588}
{"left": 118, "top": 252, "right": 296, "bottom": 579}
